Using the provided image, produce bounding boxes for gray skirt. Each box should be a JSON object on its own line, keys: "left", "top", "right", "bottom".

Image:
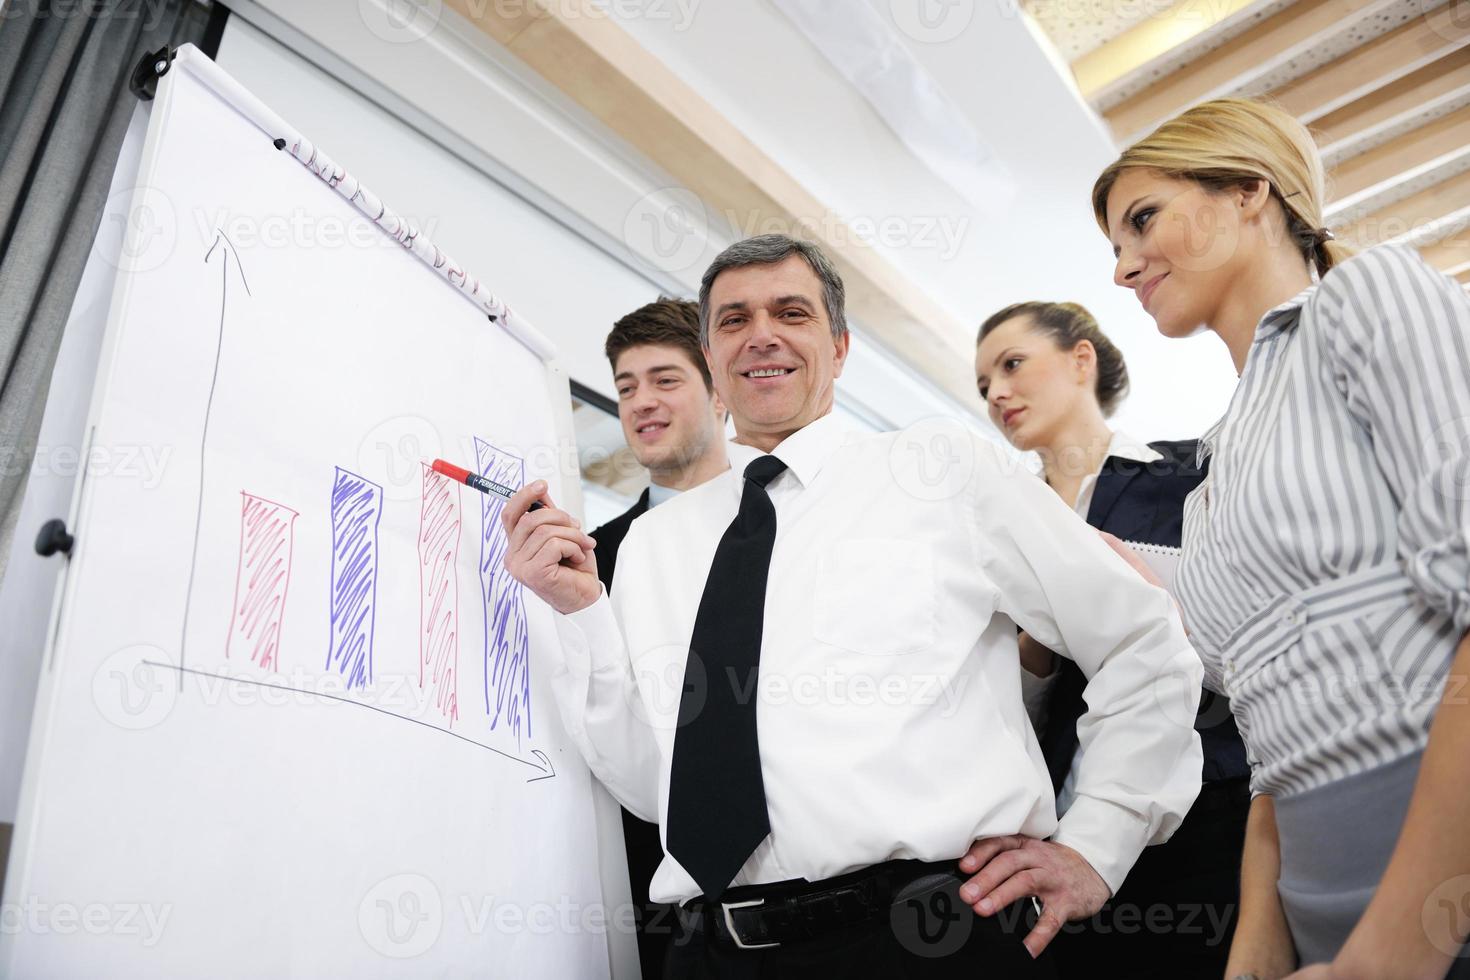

{"left": 1275, "top": 750, "right": 1470, "bottom": 971}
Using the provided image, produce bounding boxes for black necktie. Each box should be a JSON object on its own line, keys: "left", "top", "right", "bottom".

{"left": 666, "top": 454, "right": 788, "bottom": 899}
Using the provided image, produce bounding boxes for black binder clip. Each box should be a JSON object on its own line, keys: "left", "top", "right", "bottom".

{"left": 129, "top": 46, "right": 176, "bottom": 102}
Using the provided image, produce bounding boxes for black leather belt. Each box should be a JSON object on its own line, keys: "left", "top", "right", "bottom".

{"left": 674, "top": 858, "right": 964, "bottom": 950}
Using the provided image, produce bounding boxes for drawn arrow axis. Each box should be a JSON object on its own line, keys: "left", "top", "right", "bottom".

{"left": 527, "top": 749, "right": 556, "bottom": 783}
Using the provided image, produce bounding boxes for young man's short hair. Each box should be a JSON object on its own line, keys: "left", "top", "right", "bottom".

{"left": 604, "top": 297, "right": 712, "bottom": 391}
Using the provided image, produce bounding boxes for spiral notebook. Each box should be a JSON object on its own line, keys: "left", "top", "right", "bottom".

{"left": 1122, "top": 540, "right": 1183, "bottom": 594}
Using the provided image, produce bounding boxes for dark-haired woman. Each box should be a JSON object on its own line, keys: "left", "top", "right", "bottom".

{"left": 976, "top": 300, "right": 1250, "bottom": 979}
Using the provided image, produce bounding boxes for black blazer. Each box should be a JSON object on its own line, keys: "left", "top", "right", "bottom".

{"left": 591, "top": 488, "right": 650, "bottom": 596}
{"left": 1038, "top": 440, "right": 1248, "bottom": 789}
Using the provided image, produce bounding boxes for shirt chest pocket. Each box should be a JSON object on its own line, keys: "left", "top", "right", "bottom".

{"left": 812, "top": 538, "right": 938, "bottom": 656}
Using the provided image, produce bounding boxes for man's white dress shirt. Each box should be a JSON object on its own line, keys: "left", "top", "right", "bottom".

{"left": 552, "top": 413, "right": 1202, "bottom": 904}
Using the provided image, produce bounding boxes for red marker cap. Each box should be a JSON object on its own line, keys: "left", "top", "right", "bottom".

{"left": 430, "top": 458, "right": 471, "bottom": 483}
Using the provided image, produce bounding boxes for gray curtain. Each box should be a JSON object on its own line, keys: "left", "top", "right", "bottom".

{"left": 0, "top": 0, "right": 213, "bottom": 582}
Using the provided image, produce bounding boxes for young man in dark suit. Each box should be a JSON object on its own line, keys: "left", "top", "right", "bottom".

{"left": 591, "top": 297, "right": 728, "bottom": 978}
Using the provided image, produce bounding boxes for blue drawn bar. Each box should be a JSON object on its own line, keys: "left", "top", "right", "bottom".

{"left": 475, "top": 438, "right": 532, "bottom": 743}
{"left": 327, "top": 467, "right": 383, "bottom": 690}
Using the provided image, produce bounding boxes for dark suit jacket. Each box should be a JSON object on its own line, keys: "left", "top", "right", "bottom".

{"left": 592, "top": 488, "right": 650, "bottom": 596}
{"left": 1038, "top": 440, "right": 1248, "bottom": 789}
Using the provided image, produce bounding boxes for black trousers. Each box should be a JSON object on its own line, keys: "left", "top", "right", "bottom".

{"left": 622, "top": 808, "right": 675, "bottom": 980}
{"left": 663, "top": 864, "right": 1057, "bottom": 980}
{"left": 1047, "top": 777, "right": 1250, "bottom": 979}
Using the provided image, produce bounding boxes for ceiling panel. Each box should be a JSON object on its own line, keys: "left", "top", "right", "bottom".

{"left": 1028, "top": 0, "right": 1470, "bottom": 277}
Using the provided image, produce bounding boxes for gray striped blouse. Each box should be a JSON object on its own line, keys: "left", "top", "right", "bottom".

{"left": 1176, "top": 244, "right": 1470, "bottom": 798}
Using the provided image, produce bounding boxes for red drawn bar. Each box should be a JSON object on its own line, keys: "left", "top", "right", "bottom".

{"left": 418, "top": 464, "right": 461, "bottom": 724}
{"left": 226, "top": 491, "right": 299, "bottom": 671}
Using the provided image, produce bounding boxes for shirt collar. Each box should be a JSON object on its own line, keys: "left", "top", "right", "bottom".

{"left": 1252, "top": 281, "right": 1318, "bottom": 342}
{"left": 1102, "top": 429, "right": 1163, "bottom": 467}
{"left": 1197, "top": 415, "right": 1226, "bottom": 467}
{"left": 1199, "top": 282, "right": 1321, "bottom": 465}
{"left": 646, "top": 483, "right": 679, "bottom": 509}
{"left": 724, "top": 411, "right": 855, "bottom": 489}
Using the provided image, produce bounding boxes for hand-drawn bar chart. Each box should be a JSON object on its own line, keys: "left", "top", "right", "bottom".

{"left": 199, "top": 457, "right": 548, "bottom": 776}
{"left": 476, "top": 438, "right": 532, "bottom": 746}
{"left": 418, "top": 463, "right": 461, "bottom": 726}
{"left": 225, "top": 491, "right": 299, "bottom": 671}
{"left": 326, "top": 467, "right": 383, "bottom": 690}
{"left": 141, "top": 140, "right": 553, "bottom": 785}
{"left": 176, "top": 234, "right": 541, "bottom": 770}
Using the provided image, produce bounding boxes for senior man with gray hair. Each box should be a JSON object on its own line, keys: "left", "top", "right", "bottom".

{"left": 500, "top": 234, "right": 1202, "bottom": 978}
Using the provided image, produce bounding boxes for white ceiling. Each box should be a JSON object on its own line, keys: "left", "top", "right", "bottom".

{"left": 610, "top": 0, "right": 1240, "bottom": 442}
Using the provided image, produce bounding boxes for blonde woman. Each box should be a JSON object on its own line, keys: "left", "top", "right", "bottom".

{"left": 1093, "top": 98, "right": 1470, "bottom": 979}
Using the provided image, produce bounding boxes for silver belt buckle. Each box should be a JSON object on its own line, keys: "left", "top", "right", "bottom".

{"left": 721, "top": 897, "right": 780, "bottom": 950}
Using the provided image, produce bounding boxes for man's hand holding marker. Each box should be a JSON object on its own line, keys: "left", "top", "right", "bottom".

{"left": 500, "top": 481, "right": 601, "bottom": 615}
{"left": 431, "top": 457, "right": 599, "bottom": 614}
